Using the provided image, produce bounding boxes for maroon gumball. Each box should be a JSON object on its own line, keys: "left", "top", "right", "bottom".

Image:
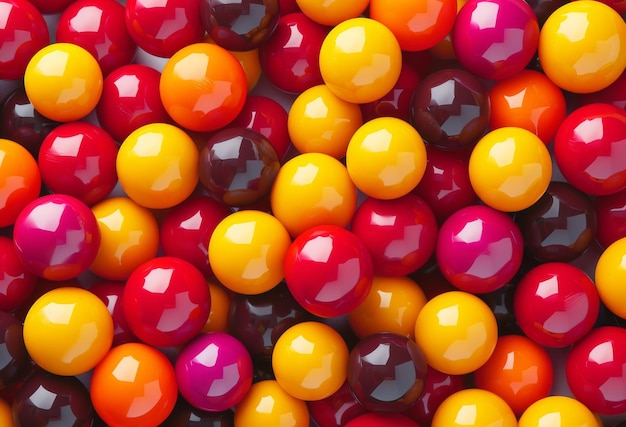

{"left": 595, "top": 188, "right": 626, "bottom": 248}
{"left": 0, "top": 236, "right": 36, "bottom": 312}
{"left": 278, "top": 0, "right": 299, "bottom": 14}
{"left": 308, "top": 381, "right": 367, "bottom": 427}
{"left": 478, "top": 280, "right": 521, "bottom": 335}
{"left": 579, "top": 70, "right": 626, "bottom": 110}
{"left": 89, "top": 281, "right": 137, "bottom": 347}
{"left": 514, "top": 262, "right": 600, "bottom": 348}
{"left": 28, "top": 0, "right": 77, "bottom": 14}
{"left": 164, "top": 399, "right": 235, "bottom": 427}
{"left": 524, "top": 0, "right": 567, "bottom": 26}
{"left": 38, "top": 122, "right": 118, "bottom": 206}
{"left": 284, "top": 225, "right": 373, "bottom": 318}
{"left": 350, "top": 194, "right": 438, "bottom": 277}
{"left": 402, "top": 50, "right": 433, "bottom": 80}
{"left": 0, "top": 310, "right": 28, "bottom": 389}
{"left": 123, "top": 257, "right": 211, "bottom": 348}
{"left": 345, "top": 413, "right": 420, "bottom": 427}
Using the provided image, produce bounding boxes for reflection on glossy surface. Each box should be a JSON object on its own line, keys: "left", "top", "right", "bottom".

{"left": 0, "top": 310, "right": 27, "bottom": 388}
{"left": 235, "top": 380, "right": 310, "bottom": 426}
{"left": 165, "top": 398, "right": 235, "bottom": 427}
{"left": 518, "top": 395, "right": 598, "bottom": 427}
{"left": 308, "top": 381, "right": 367, "bottom": 427}
{"left": 0, "top": 236, "right": 36, "bottom": 312}
{"left": 431, "top": 388, "right": 517, "bottom": 427}
{"left": 478, "top": 280, "right": 521, "bottom": 335}
{"left": 90, "top": 282, "right": 138, "bottom": 347}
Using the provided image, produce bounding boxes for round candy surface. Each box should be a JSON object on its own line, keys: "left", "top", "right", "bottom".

{"left": 403, "top": 368, "right": 465, "bottom": 426}
{"left": 0, "top": 310, "right": 28, "bottom": 388}
{"left": 345, "top": 413, "right": 420, "bottom": 427}
{"left": 0, "top": 236, "right": 36, "bottom": 312}
{"left": 295, "top": 0, "right": 368, "bottom": 26}
{"left": 89, "top": 281, "right": 137, "bottom": 347}
{"left": 432, "top": 389, "right": 517, "bottom": 427}
{"left": 596, "top": 237, "right": 626, "bottom": 319}
{"left": 595, "top": 189, "right": 626, "bottom": 248}
{"left": 518, "top": 395, "right": 598, "bottom": 427}
{"left": 308, "top": 381, "right": 367, "bottom": 427}
{"left": 234, "top": 380, "right": 310, "bottom": 427}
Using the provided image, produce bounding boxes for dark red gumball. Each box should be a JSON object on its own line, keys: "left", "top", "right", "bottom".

{"left": 409, "top": 265, "right": 456, "bottom": 300}
{"left": 579, "top": 70, "right": 626, "bottom": 110}
{"left": 596, "top": 188, "right": 626, "bottom": 248}
{"left": 89, "top": 281, "right": 137, "bottom": 347}
{"left": 308, "top": 381, "right": 367, "bottom": 427}
{"left": 38, "top": 122, "right": 118, "bottom": 206}
{"left": 199, "top": 127, "right": 281, "bottom": 207}
{"left": 360, "top": 63, "right": 420, "bottom": 123}
{"left": 124, "top": 0, "right": 205, "bottom": 58}
{"left": 351, "top": 194, "right": 438, "bottom": 277}
{"left": 0, "top": 310, "right": 28, "bottom": 389}
{"left": 0, "top": 0, "right": 49, "bottom": 80}
{"left": 28, "top": 0, "right": 77, "bottom": 14}
{"left": 284, "top": 225, "right": 373, "bottom": 318}
{"left": 478, "top": 280, "right": 521, "bottom": 336}
{"left": 231, "top": 95, "right": 290, "bottom": 160}
{"left": 0, "top": 236, "right": 36, "bottom": 312}
{"left": 96, "top": 64, "right": 171, "bottom": 143}
{"left": 344, "top": 412, "right": 420, "bottom": 427}
{"left": 524, "top": 0, "right": 567, "bottom": 26}
{"left": 402, "top": 50, "right": 433, "bottom": 80}
{"left": 411, "top": 68, "right": 490, "bottom": 151}
{"left": 164, "top": 399, "right": 234, "bottom": 427}
{"left": 413, "top": 146, "right": 477, "bottom": 222}
{"left": 56, "top": 0, "right": 137, "bottom": 76}
{"left": 278, "top": 0, "right": 299, "bottom": 14}
{"left": 259, "top": 12, "right": 328, "bottom": 94}
{"left": 160, "top": 195, "right": 232, "bottom": 278}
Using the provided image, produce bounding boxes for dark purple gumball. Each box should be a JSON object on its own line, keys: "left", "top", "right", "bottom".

{"left": 89, "top": 281, "right": 137, "bottom": 347}
{"left": 0, "top": 310, "right": 28, "bottom": 388}
{"left": 164, "top": 398, "right": 235, "bottom": 426}
{"left": 347, "top": 332, "right": 427, "bottom": 412}
{"left": 308, "top": 381, "right": 367, "bottom": 427}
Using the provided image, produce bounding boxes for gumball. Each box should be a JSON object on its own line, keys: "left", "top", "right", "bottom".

{"left": 279, "top": 0, "right": 299, "bottom": 14}
{"left": 13, "top": 194, "right": 101, "bottom": 281}
{"left": 90, "top": 342, "right": 178, "bottom": 427}
{"left": 160, "top": 195, "right": 231, "bottom": 278}
{"left": 432, "top": 389, "right": 517, "bottom": 427}
{"left": 345, "top": 413, "right": 420, "bottom": 427}
{"left": 208, "top": 210, "right": 291, "bottom": 294}
{"left": 116, "top": 123, "right": 199, "bottom": 209}
{"left": 23, "top": 287, "right": 113, "bottom": 376}
{"left": 13, "top": 371, "right": 95, "bottom": 427}
{"left": 165, "top": 400, "right": 234, "bottom": 427}
{"left": 308, "top": 381, "right": 367, "bottom": 427}
{"left": 514, "top": 262, "right": 600, "bottom": 347}
{"left": 124, "top": 0, "right": 204, "bottom": 57}
{"left": 228, "top": 47, "right": 262, "bottom": 91}
{"left": 24, "top": 43, "right": 103, "bottom": 122}
{"left": 319, "top": 18, "right": 402, "bottom": 104}
{"left": 579, "top": 70, "right": 626, "bottom": 110}
{"left": 288, "top": 85, "right": 363, "bottom": 159}
{"left": 539, "top": 1, "right": 626, "bottom": 93}
{"left": 369, "top": 0, "right": 456, "bottom": 51}
{"left": 123, "top": 257, "right": 211, "bottom": 347}
{"left": 272, "top": 321, "right": 348, "bottom": 401}
{"left": 160, "top": 42, "right": 247, "bottom": 132}
{"left": 198, "top": 127, "right": 280, "bottom": 206}
{"left": 284, "top": 225, "right": 373, "bottom": 318}
{"left": 203, "top": 281, "right": 231, "bottom": 334}
{"left": 595, "top": 237, "right": 626, "bottom": 319}
{"left": 0, "top": 138, "right": 41, "bottom": 228}
{"left": 411, "top": 68, "right": 490, "bottom": 151}
{"left": 0, "top": 237, "right": 36, "bottom": 312}
{"left": 414, "top": 291, "right": 498, "bottom": 375}
{"left": 89, "top": 282, "right": 137, "bottom": 347}
{"left": 452, "top": 0, "right": 539, "bottom": 80}
{"left": 28, "top": 0, "right": 76, "bottom": 14}
{"left": 97, "top": 64, "right": 171, "bottom": 143}
{"left": 403, "top": 368, "right": 465, "bottom": 426}
{"left": 0, "top": 310, "right": 28, "bottom": 388}
{"left": 478, "top": 280, "right": 521, "bottom": 335}
{"left": 296, "top": 0, "right": 367, "bottom": 26}
{"left": 270, "top": 152, "right": 357, "bottom": 236}
{"left": 200, "top": 0, "right": 279, "bottom": 51}
{"left": 469, "top": 127, "right": 552, "bottom": 212}
{"left": 554, "top": 103, "right": 626, "bottom": 196}
{"left": 524, "top": 0, "right": 567, "bottom": 26}
{"left": 0, "top": 398, "right": 11, "bottom": 427}
{"left": 518, "top": 396, "right": 598, "bottom": 427}
{"left": 38, "top": 122, "right": 118, "bottom": 206}
{"left": 234, "top": 380, "right": 310, "bottom": 426}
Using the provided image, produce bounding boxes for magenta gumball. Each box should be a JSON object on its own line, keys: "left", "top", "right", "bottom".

{"left": 435, "top": 205, "right": 524, "bottom": 294}
{"left": 350, "top": 194, "right": 438, "bottom": 277}
{"left": 0, "top": 236, "right": 36, "bottom": 312}
{"left": 175, "top": 332, "right": 253, "bottom": 412}
{"left": 308, "top": 381, "right": 367, "bottom": 427}
{"left": 452, "top": 0, "right": 539, "bottom": 80}
{"left": 89, "top": 282, "right": 137, "bottom": 347}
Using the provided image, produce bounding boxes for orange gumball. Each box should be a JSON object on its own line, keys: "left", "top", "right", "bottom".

{"left": 0, "top": 397, "right": 14, "bottom": 427}
{"left": 203, "top": 280, "right": 232, "bottom": 333}
{"left": 0, "top": 139, "right": 41, "bottom": 227}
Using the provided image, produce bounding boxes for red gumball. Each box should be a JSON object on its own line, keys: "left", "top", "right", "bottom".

{"left": 595, "top": 188, "right": 626, "bottom": 248}
{"left": 0, "top": 236, "right": 36, "bottom": 312}
{"left": 90, "top": 281, "right": 138, "bottom": 347}
{"left": 579, "top": 70, "right": 626, "bottom": 109}
{"left": 308, "top": 381, "right": 367, "bottom": 427}
{"left": 28, "top": 0, "right": 76, "bottom": 14}
{"left": 403, "top": 368, "right": 465, "bottom": 426}
{"left": 345, "top": 413, "right": 420, "bottom": 427}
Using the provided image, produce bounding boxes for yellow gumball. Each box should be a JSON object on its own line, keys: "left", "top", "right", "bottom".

{"left": 519, "top": 396, "right": 598, "bottom": 427}
{"left": 296, "top": 0, "right": 369, "bottom": 26}
{"left": 235, "top": 380, "right": 310, "bottom": 427}
{"left": 432, "top": 389, "right": 517, "bottom": 427}
{"left": 595, "top": 237, "right": 626, "bottom": 320}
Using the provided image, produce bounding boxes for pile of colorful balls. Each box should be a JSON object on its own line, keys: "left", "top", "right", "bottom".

{"left": 1, "top": 0, "right": 626, "bottom": 425}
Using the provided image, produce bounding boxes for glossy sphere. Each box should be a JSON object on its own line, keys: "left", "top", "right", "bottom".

{"left": 0, "top": 138, "right": 41, "bottom": 228}
{"left": 436, "top": 205, "right": 523, "bottom": 294}
{"left": 307, "top": 381, "right": 367, "bottom": 427}
{"left": 370, "top": 0, "right": 456, "bottom": 51}
{"left": 272, "top": 321, "right": 349, "bottom": 401}
{"left": 29, "top": 0, "right": 76, "bottom": 14}
{"left": 90, "top": 342, "right": 178, "bottom": 427}
{"left": 199, "top": 128, "right": 280, "bottom": 206}
{"left": 0, "top": 310, "right": 28, "bottom": 388}
{"left": 259, "top": 12, "right": 327, "bottom": 94}
{"left": 411, "top": 68, "right": 490, "bottom": 151}
{"left": 235, "top": 380, "right": 310, "bottom": 427}
{"left": 518, "top": 396, "right": 598, "bottom": 427}
{"left": 117, "top": 123, "right": 199, "bottom": 209}
{"left": 319, "top": 18, "right": 402, "bottom": 104}
{"left": 432, "top": 389, "right": 517, "bottom": 427}
{"left": 414, "top": 291, "right": 498, "bottom": 375}
{"left": 0, "top": 0, "right": 49, "bottom": 80}
{"left": 361, "top": 63, "right": 420, "bottom": 124}
{"left": 124, "top": 0, "right": 204, "bottom": 57}
{"left": 288, "top": 85, "right": 363, "bottom": 159}
{"left": 201, "top": 0, "right": 279, "bottom": 51}
{"left": 516, "top": 181, "right": 596, "bottom": 262}
{"left": 351, "top": 194, "right": 438, "bottom": 277}
{"left": 161, "top": 196, "right": 231, "bottom": 278}
{"left": 514, "top": 262, "right": 600, "bottom": 347}
{"left": 474, "top": 335, "right": 553, "bottom": 415}
{"left": 404, "top": 368, "right": 465, "bottom": 426}
{"left": 24, "top": 43, "right": 103, "bottom": 122}
{"left": 539, "top": 1, "right": 626, "bottom": 93}
{"left": 90, "top": 282, "right": 137, "bottom": 347}
{"left": 345, "top": 413, "right": 420, "bottom": 427}
{"left": 452, "top": 0, "right": 539, "bottom": 80}
{"left": 97, "top": 64, "right": 171, "bottom": 143}
{"left": 579, "top": 69, "right": 626, "bottom": 109}
{"left": 23, "top": 287, "right": 113, "bottom": 376}
{"left": 271, "top": 153, "right": 357, "bottom": 237}
{"left": 595, "top": 188, "right": 626, "bottom": 248}
{"left": 90, "top": 197, "right": 160, "bottom": 281}
{"left": 160, "top": 42, "right": 247, "bottom": 132}
{"left": 13, "top": 372, "right": 94, "bottom": 427}
{"left": 123, "top": 257, "right": 210, "bottom": 347}
{"left": 295, "top": 0, "right": 367, "bottom": 26}
{"left": 38, "top": 122, "right": 118, "bottom": 206}
{"left": 208, "top": 210, "right": 291, "bottom": 294}
{"left": 554, "top": 103, "right": 626, "bottom": 196}
{"left": 13, "top": 194, "right": 100, "bottom": 281}
{"left": 57, "top": 0, "right": 136, "bottom": 76}
{"left": 0, "top": 237, "right": 36, "bottom": 311}
{"left": 469, "top": 127, "right": 552, "bottom": 212}
{"left": 596, "top": 237, "right": 626, "bottom": 319}
{"left": 165, "top": 400, "right": 234, "bottom": 427}
{"left": 0, "top": 398, "right": 11, "bottom": 427}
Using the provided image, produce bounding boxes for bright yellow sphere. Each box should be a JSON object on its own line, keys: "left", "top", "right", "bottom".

{"left": 296, "top": 0, "right": 369, "bottom": 26}
{"left": 432, "top": 389, "right": 517, "bottom": 427}
{"left": 519, "top": 396, "right": 598, "bottom": 427}
{"left": 235, "top": 380, "right": 310, "bottom": 427}
{"left": 595, "top": 237, "right": 626, "bottom": 320}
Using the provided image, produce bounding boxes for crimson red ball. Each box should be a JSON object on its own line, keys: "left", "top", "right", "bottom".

{"left": 0, "top": 236, "right": 36, "bottom": 312}
{"left": 595, "top": 188, "right": 626, "bottom": 248}
{"left": 308, "top": 381, "right": 367, "bottom": 427}
{"left": 90, "top": 281, "right": 138, "bottom": 347}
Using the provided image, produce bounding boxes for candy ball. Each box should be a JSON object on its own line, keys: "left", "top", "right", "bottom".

{"left": 518, "top": 395, "right": 598, "bottom": 427}
{"left": 596, "top": 237, "right": 626, "bottom": 319}
{"left": 0, "top": 398, "right": 11, "bottom": 426}
{"left": 432, "top": 389, "right": 517, "bottom": 427}
{"left": 23, "top": 287, "right": 113, "bottom": 376}
{"left": 403, "top": 368, "right": 465, "bottom": 426}
{"left": 308, "top": 381, "right": 367, "bottom": 427}
{"left": 345, "top": 413, "right": 420, "bottom": 427}
{"left": 234, "top": 380, "right": 310, "bottom": 426}
{"left": 203, "top": 281, "right": 231, "bottom": 334}
{"left": 0, "top": 236, "right": 36, "bottom": 312}
{"left": 89, "top": 281, "right": 138, "bottom": 347}
{"left": 28, "top": 0, "right": 76, "bottom": 14}
{"left": 296, "top": 0, "right": 368, "bottom": 26}
{"left": 0, "top": 310, "right": 28, "bottom": 388}
{"left": 595, "top": 189, "right": 626, "bottom": 248}
{"left": 319, "top": 17, "right": 402, "bottom": 104}
{"left": 164, "top": 400, "right": 235, "bottom": 426}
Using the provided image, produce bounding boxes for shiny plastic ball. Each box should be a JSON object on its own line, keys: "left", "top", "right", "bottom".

{"left": 0, "top": 138, "right": 40, "bottom": 228}
{"left": 295, "top": 0, "right": 367, "bottom": 26}
{"left": 596, "top": 237, "right": 626, "bottom": 319}
{"left": 23, "top": 287, "right": 113, "bottom": 376}
{"left": 204, "top": 280, "right": 231, "bottom": 334}
{"left": 307, "top": 381, "right": 367, "bottom": 427}
{"left": 24, "top": 42, "right": 103, "bottom": 122}
{"left": 518, "top": 395, "right": 598, "bottom": 427}
{"left": 432, "top": 389, "right": 517, "bottom": 427}
{"left": 0, "top": 310, "right": 28, "bottom": 388}
{"left": 234, "top": 380, "right": 310, "bottom": 426}
{"left": 595, "top": 189, "right": 626, "bottom": 248}
{"left": 0, "top": 398, "right": 11, "bottom": 427}
{"left": 164, "top": 400, "right": 234, "bottom": 427}
{"left": 345, "top": 413, "right": 420, "bottom": 427}
{"left": 403, "top": 368, "right": 465, "bottom": 426}
{"left": 0, "top": 236, "right": 36, "bottom": 312}
{"left": 89, "top": 281, "right": 137, "bottom": 347}
{"left": 29, "top": 0, "right": 79, "bottom": 14}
